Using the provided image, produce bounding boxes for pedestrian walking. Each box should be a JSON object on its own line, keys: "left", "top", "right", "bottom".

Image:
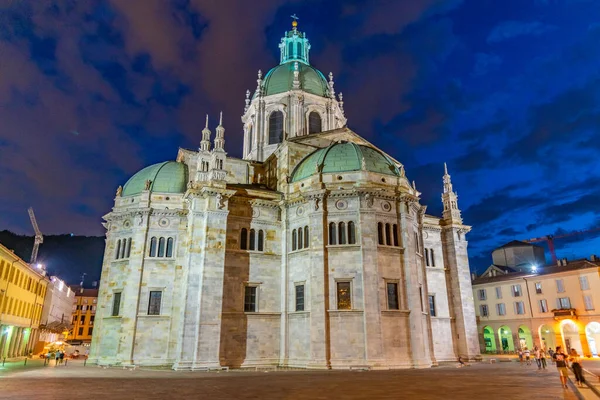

{"left": 539, "top": 348, "right": 547, "bottom": 369}
{"left": 548, "top": 348, "right": 555, "bottom": 365}
{"left": 524, "top": 347, "right": 531, "bottom": 366}
{"left": 535, "top": 348, "right": 542, "bottom": 369}
{"left": 553, "top": 346, "right": 569, "bottom": 389}
{"left": 55, "top": 351, "right": 60, "bottom": 365}
{"left": 59, "top": 350, "right": 65, "bottom": 365}
{"left": 569, "top": 349, "right": 585, "bottom": 387}
{"left": 518, "top": 348, "right": 523, "bottom": 365}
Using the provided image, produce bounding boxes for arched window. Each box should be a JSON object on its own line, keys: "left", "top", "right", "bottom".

{"left": 126, "top": 238, "right": 132, "bottom": 258}
{"left": 393, "top": 224, "right": 399, "bottom": 247}
{"left": 120, "top": 239, "right": 127, "bottom": 259}
{"left": 431, "top": 249, "right": 435, "bottom": 267}
{"left": 348, "top": 222, "right": 356, "bottom": 245}
{"left": 158, "top": 237, "right": 166, "bottom": 257}
{"left": 385, "top": 223, "right": 392, "bottom": 246}
{"left": 297, "top": 228, "right": 304, "bottom": 250}
{"left": 292, "top": 229, "right": 297, "bottom": 251}
{"left": 308, "top": 111, "right": 322, "bottom": 134}
{"left": 304, "top": 226, "right": 309, "bottom": 249}
{"left": 329, "top": 222, "right": 337, "bottom": 245}
{"left": 258, "top": 230, "right": 264, "bottom": 251}
{"left": 338, "top": 222, "right": 347, "bottom": 245}
{"left": 116, "top": 240, "right": 121, "bottom": 260}
{"left": 149, "top": 237, "right": 157, "bottom": 257}
{"left": 240, "top": 228, "right": 248, "bottom": 250}
{"left": 166, "top": 237, "right": 174, "bottom": 257}
{"left": 424, "top": 248, "right": 430, "bottom": 266}
{"left": 268, "top": 111, "right": 283, "bottom": 144}
{"left": 377, "top": 223, "right": 384, "bottom": 245}
{"left": 249, "top": 229, "right": 256, "bottom": 250}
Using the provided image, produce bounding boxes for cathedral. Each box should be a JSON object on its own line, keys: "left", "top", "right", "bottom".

{"left": 89, "top": 21, "right": 480, "bottom": 370}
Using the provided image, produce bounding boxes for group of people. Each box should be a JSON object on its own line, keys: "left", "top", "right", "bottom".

{"left": 45, "top": 350, "right": 66, "bottom": 365}
{"left": 517, "top": 346, "right": 586, "bottom": 388}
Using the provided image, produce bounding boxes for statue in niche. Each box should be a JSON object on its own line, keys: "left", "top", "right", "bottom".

{"left": 115, "top": 185, "right": 122, "bottom": 197}
{"left": 365, "top": 193, "right": 374, "bottom": 208}
{"left": 216, "top": 193, "right": 226, "bottom": 209}
{"left": 313, "top": 197, "right": 320, "bottom": 211}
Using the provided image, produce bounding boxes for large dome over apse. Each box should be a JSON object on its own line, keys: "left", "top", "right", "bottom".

{"left": 122, "top": 161, "right": 188, "bottom": 196}
{"left": 291, "top": 142, "right": 401, "bottom": 182}
{"left": 261, "top": 62, "right": 329, "bottom": 98}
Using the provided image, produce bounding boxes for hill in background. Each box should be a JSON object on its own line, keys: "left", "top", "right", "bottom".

{"left": 0, "top": 230, "right": 104, "bottom": 286}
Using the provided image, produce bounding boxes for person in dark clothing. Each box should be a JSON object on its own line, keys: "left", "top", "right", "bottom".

{"left": 553, "top": 346, "right": 569, "bottom": 389}
{"left": 569, "top": 348, "right": 585, "bottom": 387}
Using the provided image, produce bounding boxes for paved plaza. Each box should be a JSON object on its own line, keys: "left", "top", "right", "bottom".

{"left": 0, "top": 359, "right": 584, "bottom": 400}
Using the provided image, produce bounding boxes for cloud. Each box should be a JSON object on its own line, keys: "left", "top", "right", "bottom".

{"left": 487, "top": 20, "right": 556, "bottom": 43}
{"left": 473, "top": 53, "right": 502, "bottom": 76}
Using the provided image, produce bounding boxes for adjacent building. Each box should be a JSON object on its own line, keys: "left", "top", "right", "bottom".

{"left": 89, "top": 21, "right": 480, "bottom": 369}
{"left": 69, "top": 287, "right": 98, "bottom": 346}
{"left": 35, "top": 276, "right": 76, "bottom": 352}
{"left": 0, "top": 243, "right": 49, "bottom": 358}
{"left": 473, "top": 257, "right": 600, "bottom": 357}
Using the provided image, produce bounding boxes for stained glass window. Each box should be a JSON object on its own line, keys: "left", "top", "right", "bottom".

{"left": 149, "top": 237, "right": 157, "bottom": 257}
{"left": 308, "top": 112, "right": 322, "bottom": 134}
{"left": 269, "top": 111, "right": 283, "bottom": 144}
{"left": 337, "top": 282, "right": 351, "bottom": 310}
{"left": 258, "top": 230, "right": 264, "bottom": 251}
{"left": 112, "top": 292, "right": 121, "bottom": 317}
{"left": 348, "top": 221, "right": 356, "bottom": 244}
{"left": 295, "top": 285, "right": 305, "bottom": 312}
{"left": 241, "top": 228, "right": 248, "bottom": 250}
{"left": 304, "top": 226, "right": 309, "bottom": 248}
{"left": 158, "top": 237, "right": 166, "bottom": 257}
{"left": 249, "top": 229, "right": 256, "bottom": 251}
{"left": 387, "top": 283, "right": 399, "bottom": 310}
{"left": 148, "top": 291, "right": 162, "bottom": 315}
{"left": 244, "top": 286, "right": 257, "bottom": 312}
{"left": 428, "top": 295, "right": 436, "bottom": 316}
{"left": 338, "top": 222, "right": 347, "bottom": 245}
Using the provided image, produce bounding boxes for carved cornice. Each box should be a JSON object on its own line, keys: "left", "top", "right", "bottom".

{"left": 249, "top": 199, "right": 280, "bottom": 209}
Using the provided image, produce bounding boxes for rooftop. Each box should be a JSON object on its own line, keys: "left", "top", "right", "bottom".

{"left": 472, "top": 258, "right": 600, "bottom": 285}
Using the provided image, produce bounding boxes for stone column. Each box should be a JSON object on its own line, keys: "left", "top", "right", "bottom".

{"left": 441, "top": 226, "right": 480, "bottom": 360}
{"left": 579, "top": 332, "right": 591, "bottom": 357}
{"left": 279, "top": 205, "right": 289, "bottom": 366}
{"left": 398, "top": 199, "right": 431, "bottom": 367}
{"left": 358, "top": 196, "right": 384, "bottom": 366}
{"left": 174, "top": 189, "right": 231, "bottom": 370}
{"left": 307, "top": 193, "right": 330, "bottom": 368}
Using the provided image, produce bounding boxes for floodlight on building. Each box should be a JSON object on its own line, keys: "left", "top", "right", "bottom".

{"left": 531, "top": 264, "right": 537, "bottom": 272}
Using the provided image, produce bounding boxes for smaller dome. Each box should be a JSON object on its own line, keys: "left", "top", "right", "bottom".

{"left": 122, "top": 161, "right": 188, "bottom": 196}
{"left": 260, "top": 63, "right": 329, "bottom": 98}
{"left": 291, "top": 142, "right": 400, "bottom": 182}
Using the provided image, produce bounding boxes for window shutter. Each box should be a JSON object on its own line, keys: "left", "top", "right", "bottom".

{"left": 556, "top": 298, "right": 562, "bottom": 309}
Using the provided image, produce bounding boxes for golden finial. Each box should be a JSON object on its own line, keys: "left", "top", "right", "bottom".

{"left": 291, "top": 14, "right": 299, "bottom": 29}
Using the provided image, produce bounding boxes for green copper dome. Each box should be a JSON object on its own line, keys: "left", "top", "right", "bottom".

{"left": 261, "top": 62, "right": 329, "bottom": 98}
{"left": 291, "top": 142, "right": 400, "bottom": 182}
{"left": 122, "top": 161, "right": 188, "bottom": 196}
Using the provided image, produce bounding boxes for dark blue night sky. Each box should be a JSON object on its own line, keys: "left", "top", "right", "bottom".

{"left": 1, "top": 0, "right": 600, "bottom": 273}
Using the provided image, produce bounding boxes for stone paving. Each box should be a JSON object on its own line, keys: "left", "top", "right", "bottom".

{"left": 0, "top": 360, "right": 580, "bottom": 400}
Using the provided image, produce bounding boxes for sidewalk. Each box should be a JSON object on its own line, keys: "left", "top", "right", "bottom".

{"left": 0, "top": 357, "right": 84, "bottom": 375}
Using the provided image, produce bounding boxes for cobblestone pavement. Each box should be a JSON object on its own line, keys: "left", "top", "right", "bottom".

{"left": 0, "top": 361, "right": 579, "bottom": 400}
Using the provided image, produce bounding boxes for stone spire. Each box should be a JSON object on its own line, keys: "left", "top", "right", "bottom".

{"left": 214, "top": 111, "right": 225, "bottom": 152}
{"left": 254, "top": 70, "right": 263, "bottom": 97}
{"left": 338, "top": 92, "right": 345, "bottom": 115}
{"left": 200, "top": 114, "right": 211, "bottom": 152}
{"left": 328, "top": 72, "right": 335, "bottom": 99}
{"left": 442, "top": 163, "right": 462, "bottom": 223}
{"left": 244, "top": 89, "right": 251, "bottom": 112}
